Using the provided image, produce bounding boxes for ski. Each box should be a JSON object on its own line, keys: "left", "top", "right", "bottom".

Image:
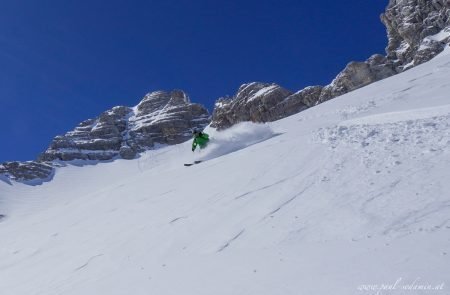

{"left": 184, "top": 160, "right": 202, "bottom": 167}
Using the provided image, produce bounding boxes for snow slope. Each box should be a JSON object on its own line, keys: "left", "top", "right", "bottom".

{"left": 1, "top": 48, "right": 450, "bottom": 295}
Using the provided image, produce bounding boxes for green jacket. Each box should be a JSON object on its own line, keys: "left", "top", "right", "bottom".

{"left": 192, "top": 132, "right": 209, "bottom": 151}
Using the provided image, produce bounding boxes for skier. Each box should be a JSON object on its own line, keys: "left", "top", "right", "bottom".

{"left": 191, "top": 129, "right": 209, "bottom": 152}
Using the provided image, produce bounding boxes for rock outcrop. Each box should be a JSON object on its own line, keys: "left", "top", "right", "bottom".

{"left": 212, "top": 0, "right": 450, "bottom": 128}
{"left": 317, "top": 54, "right": 397, "bottom": 103}
{"left": 1, "top": 90, "right": 209, "bottom": 182}
{"left": 319, "top": 0, "right": 450, "bottom": 103}
{"left": 210, "top": 55, "right": 396, "bottom": 129}
{"left": 381, "top": 0, "right": 450, "bottom": 71}
{"left": 39, "top": 90, "right": 210, "bottom": 162}
{"left": 0, "top": 162, "right": 54, "bottom": 182}
{"left": 211, "top": 82, "right": 308, "bottom": 130}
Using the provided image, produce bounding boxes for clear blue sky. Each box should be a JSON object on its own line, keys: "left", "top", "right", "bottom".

{"left": 0, "top": 0, "right": 388, "bottom": 162}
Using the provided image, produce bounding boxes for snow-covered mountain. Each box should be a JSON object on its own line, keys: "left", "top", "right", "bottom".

{"left": 1, "top": 45, "right": 449, "bottom": 295}
{"left": 2, "top": 0, "right": 450, "bottom": 182}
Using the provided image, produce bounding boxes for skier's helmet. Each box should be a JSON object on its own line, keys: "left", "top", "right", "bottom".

{"left": 192, "top": 128, "right": 200, "bottom": 135}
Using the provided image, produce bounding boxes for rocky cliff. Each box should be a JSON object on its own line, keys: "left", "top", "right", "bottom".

{"left": 39, "top": 90, "right": 209, "bottom": 162}
{"left": 211, "top": 82, "right": 309, "bottom": 130}
{"left": 382, "top": 0, "right": 450, "bottom": 71}
{"left": 210, "top": 0, "right": 450, "bottom": 129}
{"left": 0, "top": 90, "right": 209, "bottom": 183}
{"left": 0, "top": 162, "right": 54, "bottom": 183}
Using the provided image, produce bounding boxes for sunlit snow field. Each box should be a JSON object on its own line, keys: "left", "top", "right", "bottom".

{"left": 1, "top": 48, "right": 450, "bottom": 295}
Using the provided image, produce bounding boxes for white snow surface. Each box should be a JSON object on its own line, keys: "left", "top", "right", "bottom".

{"left": 1, "top": 49, "right": 450, "bottom": 294}
{"left": 246, "top": 85, "right": 278, "bottom": 102}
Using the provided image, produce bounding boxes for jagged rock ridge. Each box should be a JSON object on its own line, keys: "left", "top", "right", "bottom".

{"left": 211, "top": 0, "right": 450, "bottom": 129}
{"left": 211, "top": 82, "right": 309, "bottom": 130}
{"left": 39, "top": 90, "right": 210, "bottom": 162}
{"left": 381, "top": 0, "right": 450, "bottom": 71}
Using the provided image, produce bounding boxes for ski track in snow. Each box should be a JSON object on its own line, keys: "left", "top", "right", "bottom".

{"left": 73, "top": 254, "right": 104, "bottom": 272}
{"left": 217, "top": 229, "right": 245, "bottom": 252}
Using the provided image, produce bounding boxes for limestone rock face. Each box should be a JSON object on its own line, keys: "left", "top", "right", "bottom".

{"left": 315, "top": 1, "right": 450, "bottom": 104}
{"left": 130, "top": 90, "right": 210, "bottom": 147}
{"left": 381, "top": 0, "right": 450, "bottom": 70}
{"left": 211, "top": 82, "right": 299, "bottom": 130}
{"left": 0, "top": 162, "right": 54, "bottom": 182}
{"left": 39, "top": 106, "right": 132, "bottom": 162}
{"left": 292, "top": 86, "right": 324, "bottom": 108}
{"left": 316, "top": 0, "right": 450, "bottom": 105}
{"left": 39, "top": 90, "right": 210, "bottom": 162}
{"left": 4, "top": 0, "right": 450, "bottom": 182}
{"left": 210, "top": 54, "right": 397, "bottom": 129}
{"left": 318, "top": 55, "right": 397, "bottom": 103}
